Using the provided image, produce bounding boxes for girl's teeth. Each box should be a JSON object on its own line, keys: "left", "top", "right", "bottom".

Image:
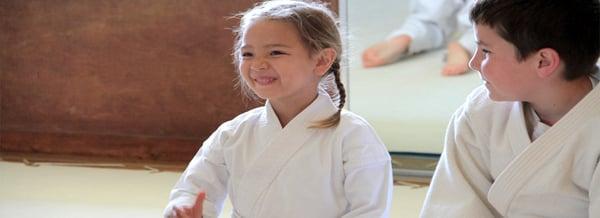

{"left": 256, "top": 78, "right": 275, "bottom": 85}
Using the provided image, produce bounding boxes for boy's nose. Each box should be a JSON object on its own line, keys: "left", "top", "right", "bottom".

{"left": 468, "top": 52, "right": 480, "bottom": 72}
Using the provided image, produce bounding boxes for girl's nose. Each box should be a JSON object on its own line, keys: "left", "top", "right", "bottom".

{"left": 251, "top": 60, "right": 268, "bottom": 71}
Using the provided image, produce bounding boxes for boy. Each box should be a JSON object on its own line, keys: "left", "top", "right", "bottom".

{"left": 420, "top": 0, "right": 600, "bottom": 217}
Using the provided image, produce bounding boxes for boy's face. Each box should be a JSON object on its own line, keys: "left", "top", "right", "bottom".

{"left": 469, "top": 24, "right": 540, "bottom": 102}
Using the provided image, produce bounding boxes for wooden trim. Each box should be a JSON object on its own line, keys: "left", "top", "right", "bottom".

{"left": 1, "top": 130, "right": 199, "bottom": 164}
{"left": 0, "top": 151, "right": 187, "bottom": 172}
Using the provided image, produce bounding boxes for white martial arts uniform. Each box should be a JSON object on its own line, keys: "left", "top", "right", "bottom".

{"left": 421, "top": 70, "right": 600, "bottom": 217}
{"left": 164, "top": 91, "right": 393, "bottom": 218}
{"left": 390, "top": 0, "right": 475, "bottom": 56}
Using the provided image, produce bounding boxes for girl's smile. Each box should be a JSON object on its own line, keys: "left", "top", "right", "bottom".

{"left": 253, "top": 75, "right": 278, "bottom": 86}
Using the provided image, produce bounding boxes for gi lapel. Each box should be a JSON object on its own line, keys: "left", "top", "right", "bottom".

{"left": 506, "top": 102, "right": 531, "bottom": 156}
{"left": 236, "top": 91, "right": 337, "bottom": 216}
{"left": 487, "top": 86, "right": 600, "bottom": 215}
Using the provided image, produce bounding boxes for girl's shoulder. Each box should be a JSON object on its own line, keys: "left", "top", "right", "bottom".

{"left": 338, "top": 109, "right": 374, "bottom": 129}
{"left": 336, "top": 110, "right": 391, "bottom": 164}
{"left": 217, "top": 106, "right": 265, "bottom": 132}
{"left": 336, "top": 109, "right": 385, "bottom": 145}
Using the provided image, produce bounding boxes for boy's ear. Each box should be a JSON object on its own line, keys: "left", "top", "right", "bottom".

{"left": 535, "top": 48, "right": 561, "bottom": 79}
{"left": 314, "top": 48, "right": 337, "bottom": 76}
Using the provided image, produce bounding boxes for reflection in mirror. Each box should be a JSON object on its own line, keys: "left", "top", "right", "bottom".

{"left": 342, "top": 0, "right": 481, "bottom": 153}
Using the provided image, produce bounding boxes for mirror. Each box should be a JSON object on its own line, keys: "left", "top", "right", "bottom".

{"left": 341, "top": 0, "right": 482, "bottom": 153}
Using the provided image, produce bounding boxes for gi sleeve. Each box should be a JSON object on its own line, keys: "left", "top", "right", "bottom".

{"left": 589, "top": 163, "right": 600, "bottom": 216}
{"left": 340, "top": 121, "right": 393, "bottom": 218}
{"left": 419, "top": 105, "right": 500, "bottom": 218}
{"left": 163, "top": 124, "right": 231, "bottom": 218}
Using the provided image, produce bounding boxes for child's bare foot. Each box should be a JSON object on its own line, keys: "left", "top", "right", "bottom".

{"left": 362, "top": 35, "right": 412, "bottom": 68}
{"left": 442, "top": 42, "right": 471, "bottom": 76}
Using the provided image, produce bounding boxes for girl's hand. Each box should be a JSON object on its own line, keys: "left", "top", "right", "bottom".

{"left": 171, "top": 192, "right": 206, "bottom": 218}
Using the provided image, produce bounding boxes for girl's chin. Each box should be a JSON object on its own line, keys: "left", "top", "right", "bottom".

{"left": 251, "top": 90, "right": 276, "bottom": 100}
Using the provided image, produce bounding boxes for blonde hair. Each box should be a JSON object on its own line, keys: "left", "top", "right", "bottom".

{"left": 232, "top": 0, "right": 346, "bottom": 128}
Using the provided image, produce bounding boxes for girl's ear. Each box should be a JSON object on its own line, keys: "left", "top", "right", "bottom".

{"left": 535, "top": 48, "right": 561, "bottom": 79}
{"left": 314, "top": 48, "right": 337, "bottom": 76}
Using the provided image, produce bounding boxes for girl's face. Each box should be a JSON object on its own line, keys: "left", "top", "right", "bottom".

{"left": 239, "top": 19, "right": 324, "bottom": 106}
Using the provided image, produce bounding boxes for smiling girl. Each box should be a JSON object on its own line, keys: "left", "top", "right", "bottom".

{"left": 164, "top": 1, "right": 393, "bottom": 217}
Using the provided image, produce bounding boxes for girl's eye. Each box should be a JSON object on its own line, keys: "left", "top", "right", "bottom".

{"left": 482, "top": 48, "right": 491, "bottom": 54}
{"left": 270, "top": 50, "right": 287, "bottom": 56}
{"left": 241, "top": 52, "right": 253, "bottom": 58}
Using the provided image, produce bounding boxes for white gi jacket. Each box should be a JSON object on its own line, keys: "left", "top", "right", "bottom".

{"left": 421, "top": 71, "right": 600, "bottom": 217}
{"left": 390, "top": 0, "right": 475, "bottom": 55}
{"left": 164, "top": 91, "right": 393, "bottom": 218}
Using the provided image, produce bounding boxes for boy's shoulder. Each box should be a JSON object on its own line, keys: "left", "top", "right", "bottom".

{"left": 459, "top": 85, "right": 517, "bottom": 121}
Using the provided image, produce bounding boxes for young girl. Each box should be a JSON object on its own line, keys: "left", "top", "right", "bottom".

{"left": 164, "top": 1, "right": 393, "bottom": 217}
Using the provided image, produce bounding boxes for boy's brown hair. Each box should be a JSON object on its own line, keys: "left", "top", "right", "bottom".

{"left": 471, "top": 0, "right": 600, "bottom": 80}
